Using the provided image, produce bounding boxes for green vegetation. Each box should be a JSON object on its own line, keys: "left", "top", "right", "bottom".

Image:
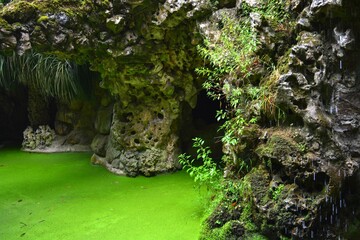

{"left": 181, "top": 0, "right": 294, "bottom": 238}
{"left": 0, "top": 149, "right": 202, "bottom": 239}
{"left": 36, "top": 15, "right": 49, "bottom": 23}
{"left": 179, "top": 137, "right": 221, "bottom": 193}
{"left": 0, "top": 51, "right": 80, "bottom": 101}
{"left": 196, "top": 0, "right": 291, "bottom": 176}
{"left": 270, "top": 183, "right": 284, "bottom": 201}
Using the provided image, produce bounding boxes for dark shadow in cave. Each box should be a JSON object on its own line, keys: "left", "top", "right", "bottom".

{"left": 181, "top": 90, "right": 224, "bottom": 162}
{"left": 309, "top": 171, "right": 360, "bottom": 239}
{"left": 0, "top": 87, "right": 29, "bottom": 146}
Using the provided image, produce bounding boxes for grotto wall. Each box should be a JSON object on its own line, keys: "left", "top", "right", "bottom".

{"left": 3, "top": 0, "right": 360, "bottom": 238}
{"left": 198, "top": 0, "right": 360, "bottom": 239}
{"left": 266, "top": 0, "right": 360, "bottom": 238}
{"left": 22, "top": 98, "right": 100, "bottom": 152}
{"left": 0, "top": 0, "right": 223, "bottom": 176}
{"left": 0, "top": 87, "right": 28, "bottom": 144}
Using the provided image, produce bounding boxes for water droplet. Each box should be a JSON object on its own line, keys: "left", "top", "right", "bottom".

{"left": 311, "top": 230, "right": 314, "bottom": 238}
{"left": 343, "top": 200, "right": 347, "bottom": 208}
{"left": 314, "top": 172, "right": 316, "bottom": 181}
{"left": 330, "top": 91, "right": 336, "bottom": 114}
{"left": 331, "top": 215, "right": 333, "bottom": 224}
{"left": 340, "top": 60, "right": 343, "bottom": 70}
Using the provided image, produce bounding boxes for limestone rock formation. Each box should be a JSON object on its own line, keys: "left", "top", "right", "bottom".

{"left": 197, "top": 0, "right": 360, "bottom": 239}
{"left": 22, "top": 125, "right": 55, "bottom": 150}
{"left": 3, "top": 0, "right": 360, "bottom": 239}
{"left": 0, "top": 0, "right": 213, "bottom": 176}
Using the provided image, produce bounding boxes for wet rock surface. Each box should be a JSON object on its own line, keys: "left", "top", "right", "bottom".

{"left": 200, "top": 0, "right": 360, "bottom": 239}
{"left": 0, "top": 0, "right": 206, "bottom": 176}
{"left": 2, "top": 0, "right": 360, "bottom": 238}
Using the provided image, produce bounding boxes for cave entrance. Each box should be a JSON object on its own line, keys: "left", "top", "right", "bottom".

{"left": 0, "top": 87, "right": 29, "bottom": 146}
{"left": 182, "top": 90, "right": 224, "bottom": 161}
{"left": 0, "top": 87, "right": 58, "bottom": 147}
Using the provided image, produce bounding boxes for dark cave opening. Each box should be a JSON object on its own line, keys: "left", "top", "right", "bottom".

{"left": 0, "top": 87, "right": 59, "bottom": 146}
{"left": 181, "top": 90, "right": 224, "bottom": 161}
{"left": 192, "top": 90, "right": 220, "bottom": 127}
{"left": 310, "top": 171, "right": 360, "bottom": 239}
{"left": 0, "top": 87, "right": 29, "bottom": 145}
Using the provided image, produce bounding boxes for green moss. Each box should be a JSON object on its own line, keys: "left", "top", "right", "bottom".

{"left": 241, "top": 202, "right": 257, "bottom": 231}
{"left": 0, "top": 17, "right": 12, "bottom": 30}
{"left": 36, "top": 15, "right": 49, "bottom": 23}
{"left": 270, "top": 183, "right": 284, "bottom": 201}
{"left": 245, "top": 233, "right": 269, "bottom": 240}
{"left": 256, "top": 132, "right": 299, "bottom": 159}
{"left": 33, "top": 25, "right": 41, "bottom": 31}
{"left": 1, "top": 1, "right": 38, "bottom": 23}
{"left": 200, "top": 220, "right": 243, "bottom": 240}
{"left": 276, "top": 48, "right": 292, "bottom": 74}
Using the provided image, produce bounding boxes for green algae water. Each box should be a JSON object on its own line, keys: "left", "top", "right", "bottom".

{"left": 0, "top": 149, "right": 203, "bottom": 240}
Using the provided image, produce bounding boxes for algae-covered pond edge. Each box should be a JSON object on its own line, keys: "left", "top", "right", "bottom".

{"left": 0, "top": 149, "right": 203, "bottom": 240}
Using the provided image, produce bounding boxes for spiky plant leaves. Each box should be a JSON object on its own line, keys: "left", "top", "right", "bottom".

{"left": 0, "top": 51, "right": 80, "bottom": 102}
{"left": 31, "top": 52, "right": 79, "bottom": 102}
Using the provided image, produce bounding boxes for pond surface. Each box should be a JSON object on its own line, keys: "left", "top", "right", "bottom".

{"left": 0, "top": 149, "right": 202, "bottom": 239}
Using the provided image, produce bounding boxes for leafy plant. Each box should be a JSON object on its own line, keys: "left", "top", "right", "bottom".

{"left": 0, "top": 51, "right": 80, "bottom": 102}
{"left": 195, "top": 0, "right": 291, "bottom": 175}
{"left": 179, "top": 137, "right": 221, "bottom": 193}
{"left": 270, "top": 184, "right": 284, "bottom": 201}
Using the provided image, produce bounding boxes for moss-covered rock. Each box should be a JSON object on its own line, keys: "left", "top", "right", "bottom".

{"left": 1, "top": 1, "right": 38, "bottom": 23}
{"left": 3, "top": 0, "right": 360, "bottom": 238}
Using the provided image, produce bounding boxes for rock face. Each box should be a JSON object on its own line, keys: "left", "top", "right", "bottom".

{"left": 22, "top": 125, "right": 55, "bottom": 150}
{"left": 22, "top": 98, "right": 98, "bottom": 152}
{"left": 272, "top": 0, "right": 360, "bottom": 237}
{"left": 2, "top": 0, "right": 360, "bottom": 238}
{"left": 200, "top": 0, "right": 360, "bottom": 239}
{"left": 0, "top": 0, "right": 214, "bottom": 176}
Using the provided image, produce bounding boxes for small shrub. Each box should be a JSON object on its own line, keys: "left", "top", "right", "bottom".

{"left": 179, "top": 137, "right": 221, "bottom": 193}
{"left": 270, "top": 184, "right": 284, "bottom": 201}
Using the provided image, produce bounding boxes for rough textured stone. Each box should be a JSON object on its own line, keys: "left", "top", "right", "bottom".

{"left": 94, "top": 105, "right": 113, "bottom": 135}
{"left": 3, "top": 0, "right": 360, "bottom": 238}
{"left": 0, "top": 0, "right": 204, "bottom": 176}
{"left": 22, "top": 125, "right": 55, "bottom": 150}
{"left": 91, "top": 134, "right": 108, "bottom": 157}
